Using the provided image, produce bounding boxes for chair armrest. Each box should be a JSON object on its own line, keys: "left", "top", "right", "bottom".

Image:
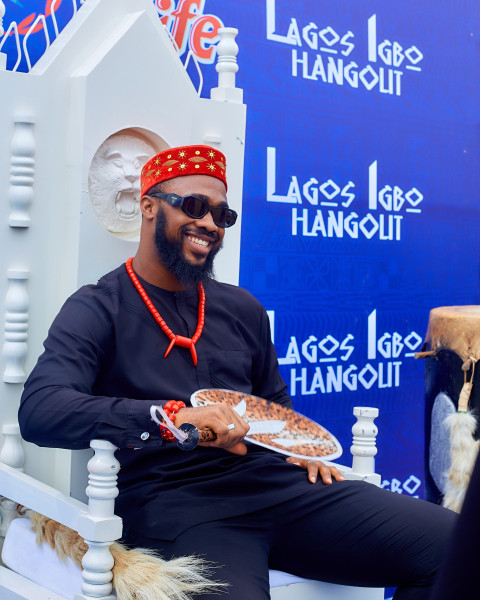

{"left": 322, "top": 407, "right": 381, "bottom": 486}
{"left": 321, "top": 461, "right": 381, "bottom": 486}
{"left": 0, "top": 439, "right": 122, "bottom": 600}
{"left": 0, "top": 440, "right": 122, "bottom": 541}
{"left": 0, "top": 461, "right": 86, "bottom": 531}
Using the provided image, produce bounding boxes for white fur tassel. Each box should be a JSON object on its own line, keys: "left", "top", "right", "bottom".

{"left": 111, "top": 545, "right": 224, "bottom": 600}
{"left": 442, "top": 410, "right": 479, "bottom": 513}
{"left": 26, "top": 510, "right": 225, "bottom": 600}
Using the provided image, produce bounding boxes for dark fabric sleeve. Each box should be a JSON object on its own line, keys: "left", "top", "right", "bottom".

{"left": 18, "top": 290, "right": 165, "bottom": 450}
{"left": 251, "top": 307, "right": 292, "bottom": 409}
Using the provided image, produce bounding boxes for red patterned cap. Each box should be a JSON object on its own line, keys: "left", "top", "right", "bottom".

{"left": 141, "top": 145, "right": 227, "bottom": 195}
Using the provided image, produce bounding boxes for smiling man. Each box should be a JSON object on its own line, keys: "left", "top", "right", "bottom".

{"left": 20, "top": 144, "right": 456, "bottom": 600}
{"left": 135, "top": 166, "right": 229, "bottom": 290}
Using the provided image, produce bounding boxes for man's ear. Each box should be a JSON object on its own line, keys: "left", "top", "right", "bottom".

{"left": 140, "top": 195, "right": 157, "bottom": 220}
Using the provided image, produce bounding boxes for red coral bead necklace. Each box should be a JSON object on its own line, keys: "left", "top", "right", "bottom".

{"left": 125, "top": 257, "right": 205, "bottom": 366}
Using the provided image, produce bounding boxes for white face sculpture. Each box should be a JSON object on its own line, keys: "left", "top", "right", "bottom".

{"left": 88, "top": 134, "right": 156, "bottom": 238}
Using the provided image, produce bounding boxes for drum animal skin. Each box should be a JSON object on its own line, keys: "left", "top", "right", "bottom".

{"left": 421, "top": 306, "right": 480, "bottom": 504}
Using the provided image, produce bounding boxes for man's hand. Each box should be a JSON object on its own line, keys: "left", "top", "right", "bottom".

{"left": 285, "top": 457, "right": 345, "bottom": 484}
{"left": 175, "top": 405, "right": 250, "bottom": 455}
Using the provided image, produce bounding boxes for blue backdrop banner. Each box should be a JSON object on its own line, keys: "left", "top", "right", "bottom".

{"left": 3, "top": 0, "right": 480, "bottom": 535}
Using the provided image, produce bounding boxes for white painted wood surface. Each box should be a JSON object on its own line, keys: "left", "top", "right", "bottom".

{"left": 323, "top": 405, "right": 381, "bottom": 486}
{"left": 0, "top": 566, "right": 66, "bottom": 600}
{"left": 0, "top": 2, "right": 383, "bottom": 598}
{"left": 0, "top": 425, "right": 24, "bottom": 472}
{"left": 0, "top": 0, "right": 5, "bottom": 70}
{"left": 0, "top": 412, "right": 383, "bottom": 600}
{"left": 0, "top": 0, "right": 246, "bottom": 494}
{"left": 211, "top": 28, "right": 243, "bottom": 103}
{"left": 76, "top": 441, "right": 120, "bottom": 600}
{"left": 270, "top": 577, "right": 384, "bottom": 600}
{"left": 3, "top": 270, "right": 29, "bottom": 384}
{"left": 8, "top": 116, "right": 35, "bottom": 228}
{"left": 0, "top": 440, "right": 121, "bottom": 600}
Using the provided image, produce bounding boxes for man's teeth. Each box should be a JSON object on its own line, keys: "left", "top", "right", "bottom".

{"left": 187, "top": 235, "right": 209, "bottom": 247}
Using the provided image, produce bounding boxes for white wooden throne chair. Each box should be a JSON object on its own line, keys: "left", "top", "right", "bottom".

{"left": 0, "top": 1, "right": 384, "bottom": 598}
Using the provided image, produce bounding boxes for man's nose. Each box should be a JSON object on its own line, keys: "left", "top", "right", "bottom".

{"left": 195, "top": 208, "right": 218, "bottom": 232}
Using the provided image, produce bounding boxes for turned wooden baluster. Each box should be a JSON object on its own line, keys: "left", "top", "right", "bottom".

{"left": 0, "top": 424, "right": 25, "bottom": 552}
{"left": 0, "top": 424, "right": 24, "bottom": 472}
{"left": 0, "top": 1, "right": 5, "bottom": 36}
{"left": 75, "top": 440, "right": 122, "bottom": 600}
{"left": 210, "top": 27, "right": 243, "bottom": 104}
{"left": 3, "top": 269, "right": 29, "bottom": 384}
{"left": 350, "top": 407, "right": 380, "bottom": 485}
{"left": 9, "top": 115, "right": 36, "bottom": 227}
{"left": 0, "top": 1, "right": 6, "bottom": 70}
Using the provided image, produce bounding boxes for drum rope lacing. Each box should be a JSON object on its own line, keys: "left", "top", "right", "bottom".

{"left": 458, "top": 356, "right": 477, "bottom": 413}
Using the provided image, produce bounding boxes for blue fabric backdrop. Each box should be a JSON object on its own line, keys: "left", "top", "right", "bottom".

{"left": 3, "top": 0, "right": 480, "bottom": 569}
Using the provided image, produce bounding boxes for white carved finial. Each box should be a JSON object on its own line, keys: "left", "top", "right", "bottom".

{"left": 3, "top": 269, "right": 29, "bottom": 384}
{"left": 85, "top": 440, "right": 120, "bottom": 517}
{"left": 0, "top": 424, "right": 25, "bottom": 471}
{"left": 210, "top": 27, "right": 243, "bottom": 104}
{"left": 0, "top": 0, "right": 6, "bottom": 69}
{"left": 350, "top": 407, "right": 379, "bottom": 476}
{"left": 76, "top": 440, "right": 120, "bottom": 600}
{"left": 9, "top": 115, "right": 36, "bottom": 228}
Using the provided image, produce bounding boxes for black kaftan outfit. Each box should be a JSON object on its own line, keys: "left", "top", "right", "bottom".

{"left": 19, "top": 264, "right": 456, "bottom": 599}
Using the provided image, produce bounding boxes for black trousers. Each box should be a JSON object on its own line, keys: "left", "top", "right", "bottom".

{"left": 125, "top": 479, "right": 456, "bottom": 600}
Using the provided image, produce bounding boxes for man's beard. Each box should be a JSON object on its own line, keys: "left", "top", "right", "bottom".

{"left": 154, "top": 208, "right": 222, "bottom": 286}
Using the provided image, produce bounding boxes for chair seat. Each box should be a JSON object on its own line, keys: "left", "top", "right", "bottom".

{"left": 269, "top": 568, "right": 385, "bottom": 600}
{"left": 3, "top": 518, "right": 384, "bottom": 600}
{"left": 270, "top": 569, "right": 317, "bottom": 587}
{"left": 2, "top": 517, "right": 81, "bottom": 599}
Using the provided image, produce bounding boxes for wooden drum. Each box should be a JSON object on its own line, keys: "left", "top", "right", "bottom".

{"left": 419, "top": 306, "right": 480, "bottom": 505}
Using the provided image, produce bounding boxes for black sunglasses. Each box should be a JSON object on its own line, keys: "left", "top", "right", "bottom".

{"left": 149, "top": 192, "right": 237, "bottom": 228}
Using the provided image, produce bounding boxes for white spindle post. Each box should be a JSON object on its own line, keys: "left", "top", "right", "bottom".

{"left": 351, "top": 407, "right": 379, "bottom": 477}
{"left": 210, "top": 27, "right": 243, "bottom": 103}
{"left": 0, "top": 1, "right": 6, "bottom": 69}
{"left": 0, "top": 424, "right": 25, "bottom": 546}
{"left": 0, "top": 424, "right": 25, "bottom": 471}
{"left": 85, "top": 440, "right": 120, "bottom": 518}
{"left": 2, "top": 269, "right": 29, "bottom": 383}
{"left": 9, "top": 115, "right": 36, "bottom": 228}
{"left": 75, "top": 440, "right": 121, "bottom": 600}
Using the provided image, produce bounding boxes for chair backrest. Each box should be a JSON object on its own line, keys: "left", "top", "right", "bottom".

{"left": 0, "top": 0, "right": 246, "bottom": 494}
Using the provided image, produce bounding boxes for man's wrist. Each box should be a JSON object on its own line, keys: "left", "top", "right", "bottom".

{"left": 160, "top": 400, "right": 186, "bottom": 441}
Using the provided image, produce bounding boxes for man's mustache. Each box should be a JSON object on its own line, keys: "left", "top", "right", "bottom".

{"left": 182, "top": 226, "right": 219, "bottom": 243}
